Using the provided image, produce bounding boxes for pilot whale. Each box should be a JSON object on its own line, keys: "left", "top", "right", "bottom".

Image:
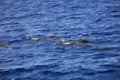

{"left": 77, "top": 39, "right": 89, "bottom": 44}
{"left": 0, "top": 42, "right": 9, "bottom": 47}
{"left": 58, "top": 41, "right": 76, "bottom": 45}
{"left": 46, "top": 36, "right": 58, "bottom": 39}
{"left": 58, "top": 39, "right": 89, "bottom": 45}
{"left": 27, "top": 35, "right": 58, "bottom": 41}
{"left": 26, "top": 36, "right": 45, "bottom": 41}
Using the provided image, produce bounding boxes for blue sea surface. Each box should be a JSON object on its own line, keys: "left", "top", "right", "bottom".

{"left": 0, "top": 0, "right": 120, "bottom": 80}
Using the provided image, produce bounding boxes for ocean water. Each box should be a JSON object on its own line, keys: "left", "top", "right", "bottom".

{"left": 0, "top": 0, "right": 120, "bottom": 80}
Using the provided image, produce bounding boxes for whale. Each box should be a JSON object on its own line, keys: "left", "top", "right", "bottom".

{"left": 27, "top": 35, "right": 58, "bottom": 41}
{"left": 77, "top": 39, "right": 89, "bottom": 44}
{"left": 46, "top": 36, "right": 58, "bottom": 39}
{"left": 58, "top": 41, "right": 76, "bottom": 45}
{"left": 58, "top": 39, "right": 89, "bottom": 45}
{"left": 0, "top": 42, "right": 9, "bottom": 47}
{"left": 26, "top": 36, "right": 45, "bottom": 41}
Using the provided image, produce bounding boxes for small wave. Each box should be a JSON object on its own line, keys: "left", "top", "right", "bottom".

{"left": 99, "top": 64, "right": 120, "bottom": 69}
{"left": 94, "top": 18, "right": 102, "bottom": 23}
{"left": 70, "top": 77, "right": 85, "bottom": 80}
{"left": 92, "top": 46, "right": 120, "bottom": 51}
{"left": 91, "top": 53, "right": 120, "bottom": 59}
{"left": 0, "top": 13, "right": 44, "bottom": 22}
{"left": 6, "top": 28, "right": 25, "bottom": 33}
{"left": 0, "top": 63, "right": 60, "bottom": 79}
{"left": 9, "top": 39, "right": 23, "bottom": 44}
{"left": 0, "top": 22, "right": 18, "bottom": 26}
{"left": 41, "top": 70, "right": 69, "bottom": 76}
{"left": 96, "top": 69, "right": 119, "bottom": 74}
{"left": 110, "top": 14, "right": 120, "bottom": 18}
{"left": 92, "top": 47, "right": 113, "bottom": 50}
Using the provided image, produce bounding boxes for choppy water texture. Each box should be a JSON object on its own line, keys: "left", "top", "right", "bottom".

{"left": 0, "top": 0, "right": 120, "bottom": 80}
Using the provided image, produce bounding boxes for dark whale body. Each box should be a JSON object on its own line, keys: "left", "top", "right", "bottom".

{"left": 58, "top": 39, "right": 89, "bottom": 46}
{"left": 0, "top": 42, "right": 9, "bottom": 47}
